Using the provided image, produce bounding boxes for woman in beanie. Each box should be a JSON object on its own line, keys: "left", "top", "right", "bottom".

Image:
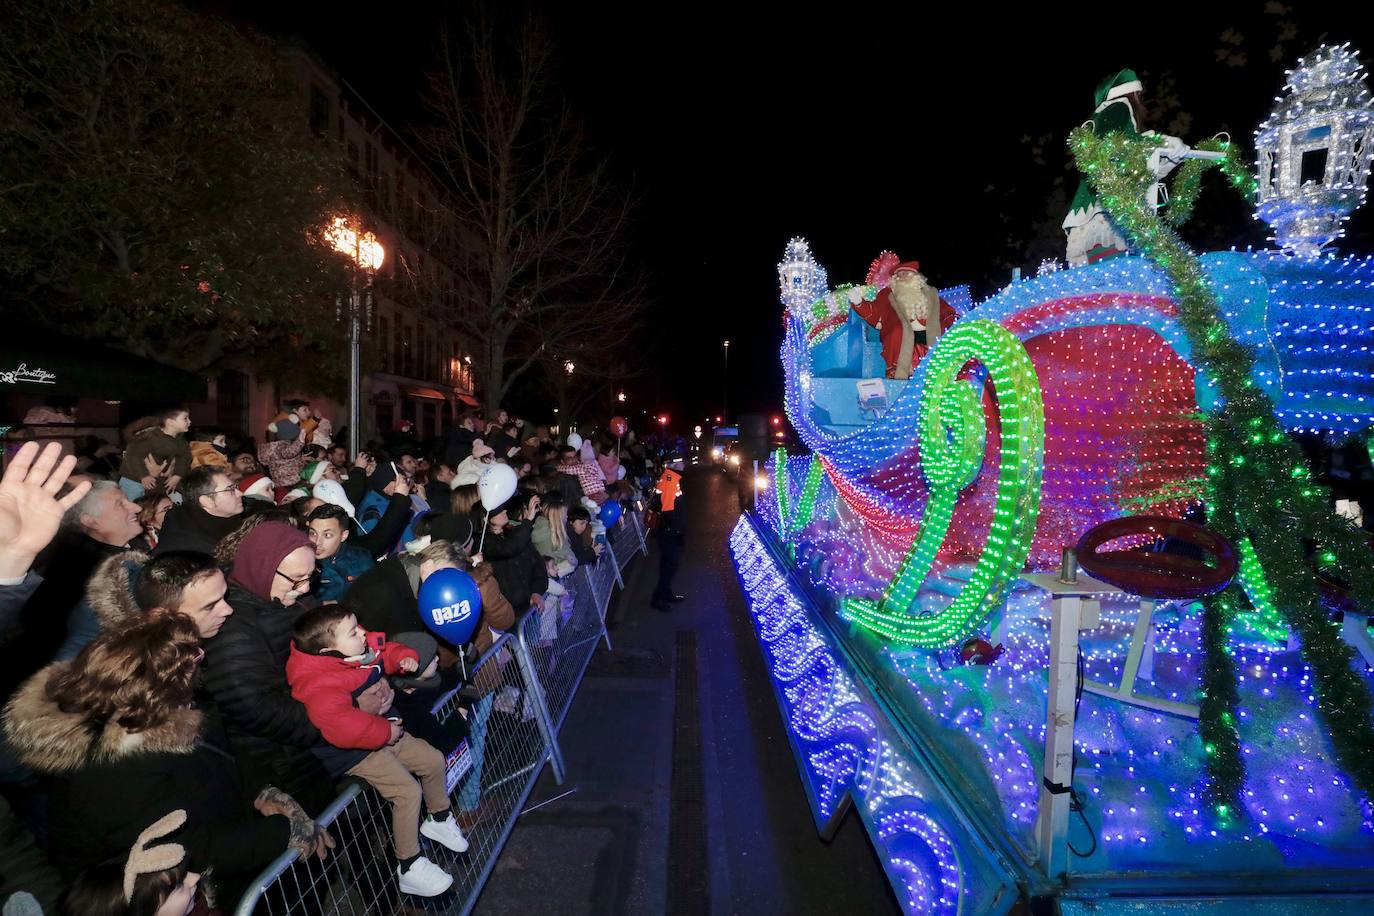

{"left": 198, "top": 522, "right": 359, "bottom": 815}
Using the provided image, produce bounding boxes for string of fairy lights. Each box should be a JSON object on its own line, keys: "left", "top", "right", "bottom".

{"left": 839, "top": 320, "right": 1045, "bottom": 647}
{"left": 1070, "top": 119, "right": 1374, "bottom": 815}
{"left": 743, "top": 44, "right": 1374, "bottom": 908}
{"left": 732, "top": 519, "right": 974, "bottom": 913}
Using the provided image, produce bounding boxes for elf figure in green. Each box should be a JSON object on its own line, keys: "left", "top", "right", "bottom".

{"left": 1062, "top": 69, "right": 1188, "bottom": 267}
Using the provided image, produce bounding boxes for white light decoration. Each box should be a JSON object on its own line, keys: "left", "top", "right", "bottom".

{"left": 777, "top": 237, "right": 829, "bottom": 321}
{"left": 1255, "top": 44, "right": 1374, "bottom": 258}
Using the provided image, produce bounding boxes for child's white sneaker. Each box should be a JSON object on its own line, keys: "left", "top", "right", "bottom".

{"left": 420, "top": 815, "right": 470, "bottom": 853}
{"left": 398, "top": 855, "right": 453, "bottom": 896}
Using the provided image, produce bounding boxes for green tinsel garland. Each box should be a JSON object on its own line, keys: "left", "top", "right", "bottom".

{"left": 1158, "top": 138, "right": 1255, "bottom": 226}
{"left": 1197, "top": 429, "right": 1248, "bottom": 812}
{"left": 1070, "top": 128, "right": 1374, "bottom": 813}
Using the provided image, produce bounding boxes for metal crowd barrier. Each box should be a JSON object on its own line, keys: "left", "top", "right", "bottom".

{"left": 236, "top": 509, "right": 648, "bottom": 916}
{"left": 606, "top": 509, "right": 648, "bottom": 578}
{"left": 519, "top": 564, "right": 610, "bottom": 732}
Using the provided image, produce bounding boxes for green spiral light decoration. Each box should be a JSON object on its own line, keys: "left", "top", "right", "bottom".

{"left": 789, "top": 456, "right": 826, "bottom": 538}
{"left": 775, "top": 448, "right": 828, "bottom": 542}
{"left": 774, "top": 447, "right": 791, "bottom": 532}
{"left": 843, "top": 319, "right": 1045, "bottom": 647}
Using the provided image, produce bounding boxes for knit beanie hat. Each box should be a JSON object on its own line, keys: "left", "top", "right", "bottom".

{"left": 301, "top": 461, "right": 328, "bottom": 486}
{"left": 228, "top": 521, "right": 312, "bottom": 600}
{"left": 427, "top": 513, "right": 475, "bottom": 549}
{"left": 313, "top": 479, "right": 355, "bottom": 519}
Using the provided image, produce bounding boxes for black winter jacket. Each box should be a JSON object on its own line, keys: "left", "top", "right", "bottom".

{"left": 350, "top": 493, "right": 412, "bottom": 559}
{"left": 1, "top": 534, "right": 122, "bottom": 703}
{"left": 344, "top": 555, "right": 422, "bottom": 637}
{"left": 480, "top": 522, "right": 547, "bottom": 610}
{"left": 199, "top": 586, "right": 350, "bottom": 814}
{"left": 2, "top": 665, "right": 289, "bottom": 905}
{"left": 154, "top": 502, "right": 243, "bottom": 556}
{"left": 442, "top": 426, "right": 479, "bottom": 466}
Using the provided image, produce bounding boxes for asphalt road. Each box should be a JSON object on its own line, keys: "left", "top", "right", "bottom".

{"left": 473, "top": 467, "right": 900, "bottom": 916}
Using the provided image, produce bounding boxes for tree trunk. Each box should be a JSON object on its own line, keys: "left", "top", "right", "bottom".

{"left": 484, "top": 333, "right": 506, "bottom": 417}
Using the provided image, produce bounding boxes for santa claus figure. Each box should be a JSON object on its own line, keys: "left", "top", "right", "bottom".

{"left": 851, "top": 260, "right": 957, "bottom": 380}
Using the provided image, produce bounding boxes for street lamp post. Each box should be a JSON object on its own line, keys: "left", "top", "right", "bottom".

{"left": 723, "top": 339, "right": 730, "bottom": 422}
{"left": 325, "top": 218, "right": 384, "bottom": 458}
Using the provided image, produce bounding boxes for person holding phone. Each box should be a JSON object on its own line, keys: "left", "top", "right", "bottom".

{"left": 473, "top": 490, "right": 547, "bottom": 611}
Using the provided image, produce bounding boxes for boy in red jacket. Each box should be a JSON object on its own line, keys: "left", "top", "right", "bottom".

{"left": 287, "top": 605, "right": 468, "bottom": 897}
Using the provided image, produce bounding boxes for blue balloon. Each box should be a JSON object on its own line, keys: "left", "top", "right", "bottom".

{"left": 417, "top": 568, "right": 483, "bottom": 647}
{"left": 599, "top": 500, "right": 623, "bottom": 528}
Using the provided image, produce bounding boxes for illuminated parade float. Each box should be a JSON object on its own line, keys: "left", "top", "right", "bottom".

{"left": 732, "top": 48, "right": 1374, "bottom": 913}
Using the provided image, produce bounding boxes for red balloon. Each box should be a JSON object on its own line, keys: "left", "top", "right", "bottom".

{"left": 609, "top": 416, "right": 628, "bottom": 438}
{"left": 1075, "top": 515, "right": 1237, "bottom": 600}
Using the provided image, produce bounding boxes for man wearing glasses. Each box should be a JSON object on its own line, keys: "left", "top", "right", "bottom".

{"left": 154, "top": 467, "right": 246, "bottom": 556}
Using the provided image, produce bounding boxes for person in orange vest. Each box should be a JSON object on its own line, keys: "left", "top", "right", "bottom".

{"left": 651, "top": 454, "right": 686, "bottom": 612}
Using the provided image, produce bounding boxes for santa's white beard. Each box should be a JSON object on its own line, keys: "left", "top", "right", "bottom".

{"left": 891, "top": 277, "right": 934, "bottom": 324}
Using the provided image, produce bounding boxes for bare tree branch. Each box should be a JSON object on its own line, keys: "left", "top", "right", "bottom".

{"left": 406, "top": 6, "right": 649, "bottom": 415}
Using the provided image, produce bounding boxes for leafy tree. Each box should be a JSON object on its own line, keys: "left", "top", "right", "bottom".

{"left": 0, "top": 0, "right": 360, "bottom": 390}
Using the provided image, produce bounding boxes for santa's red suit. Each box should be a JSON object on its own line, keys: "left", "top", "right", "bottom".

{"left": 852, "top": 284, "right": 957, "bottom": 379}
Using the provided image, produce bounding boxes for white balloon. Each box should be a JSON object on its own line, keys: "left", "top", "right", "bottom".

{"left": 478, "top": 463, "right": 518, "bottom": 511}
{"left": 566, "top": 432, "right": 584, "bottom": 450}
{"left": 617, "top": 466, "right": 626, "bottom": 480}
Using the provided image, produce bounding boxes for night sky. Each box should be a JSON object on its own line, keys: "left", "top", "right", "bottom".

{"left": 211, "top": 1, "right": 1374, "bottom": 429}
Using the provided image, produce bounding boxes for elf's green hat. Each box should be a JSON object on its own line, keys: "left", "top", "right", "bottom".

{"left": 1094, "top": 68, "right": 1143, "bottom": 109}
{"left": 300, "top": 460, "right": 328, "bottom": 486}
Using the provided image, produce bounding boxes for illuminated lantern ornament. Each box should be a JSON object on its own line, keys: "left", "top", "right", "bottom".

{"left": 777, "top": 237, "right": 828, "bottom": 323}
{"left": 1254, "top": 44, "right": 1374, "bottom": 257}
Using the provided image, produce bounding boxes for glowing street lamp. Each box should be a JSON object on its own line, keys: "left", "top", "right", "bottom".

{"left": 564, "top": 360, "right": 576, "bottom": 375}
{"left": 722, "top": 339, "right": 730, "bottom": 421}
{"left": 617, "top": 391, "right": 626, "bottom": 403}
{"left": 325, "top": 217, "right": 385, "bottom": 270}
{"left": 324, "top": 217, "right": 384, "bottom": 457}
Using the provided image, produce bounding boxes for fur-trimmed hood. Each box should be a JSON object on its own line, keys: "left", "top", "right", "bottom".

{"left": 2, "top": 663, "right": 203, "bottom": 775}
{"left": 85, "top": 549, "right": 150, "bottom": 632}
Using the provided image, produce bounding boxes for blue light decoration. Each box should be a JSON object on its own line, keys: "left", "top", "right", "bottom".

{"left": 740, "top": 45, "right": 1374, "bottom": 912}
{"left": 745, "top": 238, "right": 1374, "bottom": 909}
{"left": 730, "top": 517, "right": 1020, "bottom": 914}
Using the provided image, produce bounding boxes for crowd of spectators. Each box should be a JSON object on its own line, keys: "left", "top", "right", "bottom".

{"left": 1, "top": 399, "right": 673, "bottom": 915}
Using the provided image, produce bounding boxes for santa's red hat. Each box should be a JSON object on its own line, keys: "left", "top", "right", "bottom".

{"left": 892, "top": 261, "right": 922, "bottom": 275}
{"left": 238, "top": 473, "right": 274, "bottom": 501}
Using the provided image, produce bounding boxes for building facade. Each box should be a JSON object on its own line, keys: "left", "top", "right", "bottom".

{"left": 225, "top": 49, "right": 476, "bottom": 448}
